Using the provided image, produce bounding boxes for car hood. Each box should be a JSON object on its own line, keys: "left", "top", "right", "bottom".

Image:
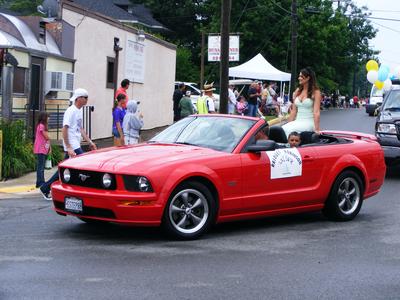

{"left": 378, "top": 110, "right": 400, "bottom": 122}
{"left": 59, "top": 143, "right": 223, "bottom": 174}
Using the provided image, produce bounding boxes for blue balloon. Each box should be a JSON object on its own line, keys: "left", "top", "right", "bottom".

{"left": 378, "top": 67, "right": 389, "bottom": 82}
{"left": 390, "top": 75, "right": 396, "bottom": 80}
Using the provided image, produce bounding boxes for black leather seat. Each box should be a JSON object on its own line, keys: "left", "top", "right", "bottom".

{"left": 268, "top": 126, "right": 288, "bottom": 143}
{"left": 299, "top": 131, "right": 319, "bottom": 146}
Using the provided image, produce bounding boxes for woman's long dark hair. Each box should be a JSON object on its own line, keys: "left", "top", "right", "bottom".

{"left": 298, "top": 67, "right": 319, "bottom": 99}
{"left": 37, "top": 111, "right": 49, "bottom": 131}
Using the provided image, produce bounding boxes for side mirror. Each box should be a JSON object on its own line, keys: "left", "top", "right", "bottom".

{"left": 247, "top": 140, "right": 277, "bottom": 152}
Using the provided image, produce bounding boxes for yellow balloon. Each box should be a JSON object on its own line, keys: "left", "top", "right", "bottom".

{"left": 366, "top": 60, "right": 379, "bottom": 71}
{"left": 375, "top": 80, "right": 384, "bottom": 89}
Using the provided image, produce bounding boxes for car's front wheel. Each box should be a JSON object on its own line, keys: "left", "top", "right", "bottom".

{"left": 163, "top": 181, "right": 216, "bottom": 240}
{"left": 323, "top": 170, "right": 363, "bottom": 221}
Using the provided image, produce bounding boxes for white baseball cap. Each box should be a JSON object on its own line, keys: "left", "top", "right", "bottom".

{"left": 70, "top": 88, "right": 88, "bottom": 102}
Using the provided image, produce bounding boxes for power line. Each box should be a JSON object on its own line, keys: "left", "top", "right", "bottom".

{"left": 371, "top": 20, "right": 400, "bottom": 34}
{"left": 368, "top": 9, "right": 400, "bottom": 13}
{"left": 367, "top": 16, "right": 400, "bottom": 22}
{"left": 269, "top": 0, "right": 291, "bottom": 15}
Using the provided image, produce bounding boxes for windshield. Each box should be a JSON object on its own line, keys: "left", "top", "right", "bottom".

{"left": 371, "top": 85, "right": 384, "bottom": 97}
{"left": 149, "top": 116, "right": 256, "bottom": 152}
{"left": 383, "top": 90, "right": 400, "bottom": 111}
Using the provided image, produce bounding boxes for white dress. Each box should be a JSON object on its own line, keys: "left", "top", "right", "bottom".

{"left": 282, "top": 97, "right": 315, "bottom": 137}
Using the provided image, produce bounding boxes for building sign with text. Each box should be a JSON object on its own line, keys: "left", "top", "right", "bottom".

{"left": 125, "top": 40, "right": 145, "bottom": 83}
{"left": 208, "top": 35, "right": 239, "bottom": 62}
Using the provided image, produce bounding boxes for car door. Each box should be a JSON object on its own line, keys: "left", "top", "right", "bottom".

{"left": 240, "top": 146, "right": 324, "bottom": 212}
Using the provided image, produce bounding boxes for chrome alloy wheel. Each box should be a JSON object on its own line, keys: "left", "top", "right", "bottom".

{"left": 337, "top": 177, "right": 360, "bottom": 215}
{"left": 168, "top": 188, "right": 209, "bottom": 234}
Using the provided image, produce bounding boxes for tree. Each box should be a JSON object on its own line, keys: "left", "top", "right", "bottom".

{"left": 0, "top": 0, "right": 43, "bottom": 15}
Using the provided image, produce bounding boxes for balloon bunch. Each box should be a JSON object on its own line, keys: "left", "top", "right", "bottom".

{"left": 366, "top": 60, "right": 400, "bottom": 91}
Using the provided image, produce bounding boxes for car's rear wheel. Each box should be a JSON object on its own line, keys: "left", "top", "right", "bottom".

{"left": 323, "top": 170, "right": 363, "bottom": 221}
{"left": 163, "top": 181, "right": 216, "bottom": 240}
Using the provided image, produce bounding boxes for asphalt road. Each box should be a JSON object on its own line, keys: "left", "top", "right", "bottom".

{"left": 1, "top": 108, "right": 399, "bottom": 300}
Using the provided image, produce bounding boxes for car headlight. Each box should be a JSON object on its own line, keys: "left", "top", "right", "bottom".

{"left": 377, "top": 123, "right": 397, "bottom": 134}
{"left": 63, "top": 168, "right": 71, "bottom": 182}
{"left": 102, "top": 173, "right": 112, "bottom": 188}
{"left": 137, "top": 176, "right": 151, "bottom": 192}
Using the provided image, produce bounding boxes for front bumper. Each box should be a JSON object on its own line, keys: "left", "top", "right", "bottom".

{"left": 376, "top": 134, "right": 400, "bottom": 165}
{"left": 381, "top": 146, "right": 400, "bottom": 166}
{"left": 51, "top": 182, "right": 164, "bottom": 226}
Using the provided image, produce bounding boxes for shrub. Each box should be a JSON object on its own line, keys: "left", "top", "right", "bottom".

{"left": 1, "top": 120, "right": 36, "bottom": 178}
{"left": 49, "top": 144, "right": 64, "bottom": 165}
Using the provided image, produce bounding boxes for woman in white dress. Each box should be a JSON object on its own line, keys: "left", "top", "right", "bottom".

{"left": 282, "top": 67, "right": 321, "bottom": 137}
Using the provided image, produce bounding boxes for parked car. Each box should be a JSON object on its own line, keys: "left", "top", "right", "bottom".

{"left": 366, "top": 84, "right": 384, "bottom": 116}
{"left": 375, "top": 80, "right": 400, "bottom": 165}
{"left": 174, "top": 81, "right": 220, "bottom": 111}
{"left": 52, "top": 115, "right": 385, "bottom": 240}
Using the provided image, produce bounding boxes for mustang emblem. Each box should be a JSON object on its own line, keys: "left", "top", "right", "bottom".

{"left": 78, "top": 174, "right": 90, "bottom": 182}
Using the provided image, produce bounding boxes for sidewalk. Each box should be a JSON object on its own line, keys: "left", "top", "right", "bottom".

{"left": 0, "top": 126, "right": 167, "bottom": 199}
{"left": 0, "top": 116, "right": 284, "bottom": 199}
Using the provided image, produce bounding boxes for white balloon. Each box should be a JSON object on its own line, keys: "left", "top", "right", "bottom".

{"left": 367, "top": 70, "right": 378, "bottom": 84}
{"left": 383, "top": 79, "right": 392, "bottom": 91}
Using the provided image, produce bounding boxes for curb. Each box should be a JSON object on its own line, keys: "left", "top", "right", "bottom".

{"left": 0, "top": 185, "right": 36, "bottom": 194}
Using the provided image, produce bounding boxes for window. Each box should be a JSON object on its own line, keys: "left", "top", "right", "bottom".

{"left": 106, "top": 57, "right": 115, "bottom": 89}
{"left": 39, "top": 21, "right": 46, "bottom": 44}
{"left": 13, "top": 67, "right": 27, "bottom": 94}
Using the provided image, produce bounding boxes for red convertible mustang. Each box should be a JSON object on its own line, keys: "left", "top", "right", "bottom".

{"left": 51, "top": 115, "right": 386, "bottom": 239}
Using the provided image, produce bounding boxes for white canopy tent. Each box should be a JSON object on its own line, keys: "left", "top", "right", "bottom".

{"left": 229, "top": 53, "right": 291, "bottom": 96}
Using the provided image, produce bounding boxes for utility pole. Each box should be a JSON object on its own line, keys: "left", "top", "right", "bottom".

{"left": 200, "top": 31, "right": 205, "bottom": 89}
{"left": 290, "top": 0, "right": 298, "bottom": 101}
{"left": 219, "top": 0, "right": 231, "bottom": 114}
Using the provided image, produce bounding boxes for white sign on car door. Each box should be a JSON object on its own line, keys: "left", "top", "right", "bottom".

{"left": 266, "top": 148, "right": 302, "bottom": 179}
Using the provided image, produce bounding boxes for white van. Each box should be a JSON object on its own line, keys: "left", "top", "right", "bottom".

{"left": 366, "top": 84, "right": 384, "bottom": 116}
{"left": 174, "top": 82, "right": 220, "bottom": 111}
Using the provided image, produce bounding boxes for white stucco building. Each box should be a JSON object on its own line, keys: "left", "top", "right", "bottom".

{"left": 61, "top": 1, "right": 176, "bottom": 140}
{"left": 1, "top": 1, "right": 176, "bottom": 141}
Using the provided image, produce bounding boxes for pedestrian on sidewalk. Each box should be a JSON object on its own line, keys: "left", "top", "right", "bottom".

{"left": 39, "top": 88, "right": 97, "bottom": 201}
{"left": 112, "top": 93, "right": 126, "bottom": 146}
{"left": 34, "top": 112, "right": 51, "bottom": 188}
{"left": 179, "top": 91, "right": 194, "bottom": 118}
{"left": 123, "top": 100, "right": 144, "bottom": 145}
{"left": 115, "top": 78, "right": 130, "bottom": 109}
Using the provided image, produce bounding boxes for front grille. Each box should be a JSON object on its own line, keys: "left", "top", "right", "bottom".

{"left": 60, "top": 168, "right": 116, "bottom": 190}
{"left": 396, "top": 123, "right": 400, "bottom": 137}
{"left": 54, "top": 201, "right": 116, "bottom": 219}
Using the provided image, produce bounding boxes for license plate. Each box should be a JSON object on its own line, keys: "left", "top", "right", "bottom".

{"left": 65, "top": 197, "right": 83, "bottom": 213}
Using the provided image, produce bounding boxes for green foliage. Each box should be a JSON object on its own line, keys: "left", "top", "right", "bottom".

{"left": 2, "top": 0, "right": 43, "bottom": 15}
{"left": 1, "top": 120, "right": 35, "bottom": 178}
{"left": 49, "top": 144, "right": 63, "bottom": 166}
{"left": 176, "top": 46, "right": 199, "bottom": 83}
{"left": 135, "top": 0, "right": 377, "bottom": 95}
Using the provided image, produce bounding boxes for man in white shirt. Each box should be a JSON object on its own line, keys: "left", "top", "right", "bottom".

{"left": 39, "top": 88, "right": 97, "bottom": 200}
{"left": 228, "top": 84, "right": 237, "bottom": 114}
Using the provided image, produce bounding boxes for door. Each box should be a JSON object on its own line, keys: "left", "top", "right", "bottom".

{"left": 240, "top": 146, "right": 324, "bottom": 212}
{"left": 30, "top": 57, "right": 44, "bottom": 111}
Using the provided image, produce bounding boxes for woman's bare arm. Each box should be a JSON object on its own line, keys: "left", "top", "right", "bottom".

{"left": 313, "top": 89, "right": 321, "bottom": 133}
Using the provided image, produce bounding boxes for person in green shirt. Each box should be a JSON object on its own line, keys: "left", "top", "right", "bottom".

{"left": 179, "top": 90, "right": 194, "bottom": 118}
